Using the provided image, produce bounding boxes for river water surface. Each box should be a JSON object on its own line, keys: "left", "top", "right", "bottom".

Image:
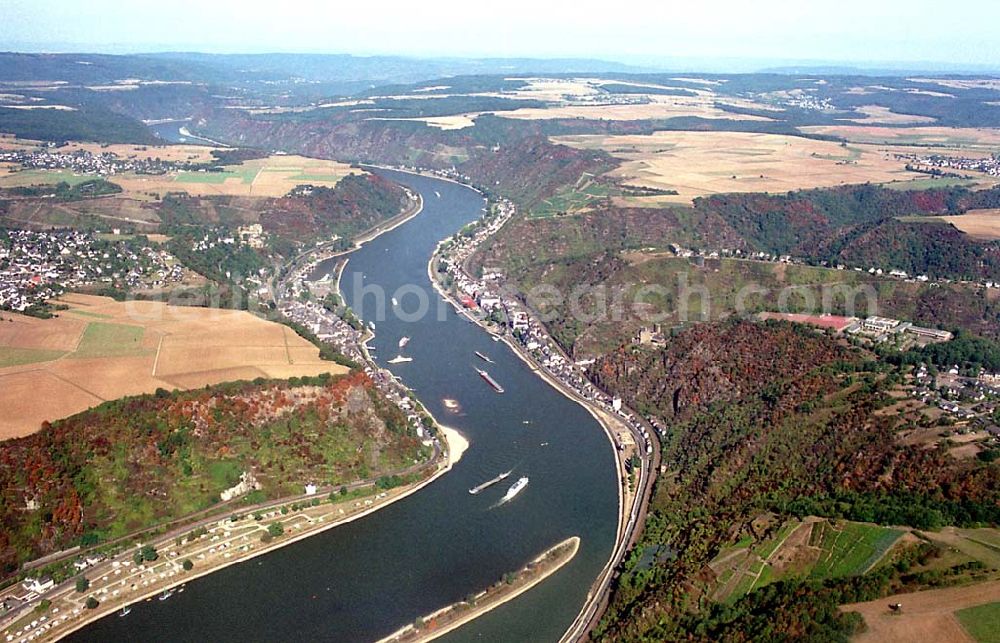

{"left": 68, "top": 170, "right": 618, "bottom": 642}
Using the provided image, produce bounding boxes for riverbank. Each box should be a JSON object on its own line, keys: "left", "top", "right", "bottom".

{"left": 5, "top": 181, "right": 448, "bottom": 643}
{"left": 425, "top": 207, "right": 656, "bottom": 643}
{"left": 351, "top": 189, "right": 424, "bottom": 248}
{"left": 31, "top": 163, "right": 620, "bottom": 643}
{"left": 379, "top": 537, "right": 581, "bottom": 643}
{"left": 428, "top": 247, "right": 627, "bottom": 531}
{"left": 176, "top": 126, "right": 227, "bottom": 147}
{"left": 277, "top": 188, "right": 422, "bottom": 291}
{"left": 14, "top": 425, "right": 467, "bottom": 643}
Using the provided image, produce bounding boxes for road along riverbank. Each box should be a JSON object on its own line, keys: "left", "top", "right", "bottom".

{"left": 65, "top": 166, "right": 619, "bottom": 643}
{"left": 9, "top": 425, "right": 468, "bottom": 643}
{"left": 4, "top": 179, "right": 441, "bottom": 643}
{"left": 425, "top": 195, "right": 659, "bottom": 643}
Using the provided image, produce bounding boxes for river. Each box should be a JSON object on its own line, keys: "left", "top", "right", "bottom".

{"left": 147, "top": 120, "right": 218, "bottom": 146}
{"left": 67, "top": 169, "right": 619, "bottom": 642}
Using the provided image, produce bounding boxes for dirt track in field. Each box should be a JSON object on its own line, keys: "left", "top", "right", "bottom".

{"left": 843, "top": 580, "right": 1000, "bottom": 642}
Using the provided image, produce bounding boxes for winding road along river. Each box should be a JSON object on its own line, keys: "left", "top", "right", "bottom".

{"left": 68, "top": 170, "right": 619, "bottom": 642}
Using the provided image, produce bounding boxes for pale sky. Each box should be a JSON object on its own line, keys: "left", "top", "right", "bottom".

{"left": 3, "top": 0, "right": 999, "bottom": 69}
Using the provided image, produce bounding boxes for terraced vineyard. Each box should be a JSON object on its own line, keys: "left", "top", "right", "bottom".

{"left": 711, "top": 518, "right": 904, "bottom": 604}
{"left": 808, "top": 521, "right": 903, "bottom": 579}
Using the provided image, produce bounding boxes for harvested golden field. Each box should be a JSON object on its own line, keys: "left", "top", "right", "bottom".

{"left": 910, "top": 78, "right": 1000, "bottom": 91}
{"left": 390, "top": 77, "right": 775, "bottom": 128}
{"left": 850, "top": 104, "right": 937, "bottom": 125}
{"left": 111, "top": 153, "right": 361, "bottom": 198}
{"left": 552, "top": 131, "right": 935, "bottom": 203}
{"left": 490, "top": 93, "right": 772, "bottom": 122}
{"left": 63, "top": 140, "right": 218, "bottom": 163}
{"left": 376, "top": 114, "right": 480, "bottom": 130}
{"left": 0, "top": 294, "right": 347, "bottom": 439}
{"left": 0, "top": 310, "right": 87, "bottom": 353}
{"left": 0, "top": 133, "right": 43, "bottom": 151}
{"left": 934, "top": 209, "right": 1000, "bottom": 240}
{"left": 843, "top": 580, "right": 1000, "bottom": 643}
{"left": 492, "top": 77, "right": 606, "bottom": 101}
{"left": 846, "top": 85, "right": 954, "bottom": 98}
{"left": 800, "top": 125, "right": 1000, "bottom": 148}
{"left": 0, "top": 135, "right": 360, "bottom": 199}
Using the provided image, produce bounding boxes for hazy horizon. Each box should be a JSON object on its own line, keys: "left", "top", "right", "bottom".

{"left": 5, "top": 0, "right": 1000, "bottom": 74}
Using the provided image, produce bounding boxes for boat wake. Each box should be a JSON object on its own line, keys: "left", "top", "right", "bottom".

{"left": 492, "top": 476, "right": 529, "bottom": 508}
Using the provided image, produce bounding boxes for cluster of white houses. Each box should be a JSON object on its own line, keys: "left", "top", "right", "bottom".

{"left": 434, "top": 198, "right": 657, "bottom": 458}
{"left": 279, "top": 268, "right": 438, "bottom": 450}
{"left": 896, "top": 151, "right": 1000, "bottom": 178}
{"left": 0, "top": 229, "right": 185, "bottom": 312}
{"left": 0, "top": 147, "right": 195, "bottom": 177}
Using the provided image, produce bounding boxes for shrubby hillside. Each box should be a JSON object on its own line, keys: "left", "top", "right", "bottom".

{"left": 0, "top": 372, "right": 426, "bottom": 573}
{"left": 589, "top": 321, "right": 999, "bottom": 640}
{"left": 262, "top": 173, "right": 411, "bottom": 245}
{"left": 702, "top": 184, "right": 1000, "bottom": 279}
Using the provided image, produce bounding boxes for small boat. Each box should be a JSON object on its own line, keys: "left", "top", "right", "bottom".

{"left": 491, "top": 335, "right": 500, "bottom": 342}
{"left": 399, "top": 336, "right": 410, "bottom": 349}
{"left": 435, "top": 191, "right": 441, "bottom": 198}
{"left": 367, "top": 321, "right": 375, "bottom": 331}
{"left": 118, "top": 607, "right": 131, "bottom": 617}
{"left": 158, "top": 589, "right": 174, "bottom": 601}
{"left": 388, "top": 355, "right": 413, "bottom": 364}
{"left": 475, "top": 350, "right": 494, "bottom": 364}
{"left": 392, "top": 297, "right": 398, "bottom": 306}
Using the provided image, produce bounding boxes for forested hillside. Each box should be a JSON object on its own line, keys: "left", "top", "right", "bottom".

{"left": 261, "top": 173, "right": 411, "bottom": 245}
{"left": 589, "top": 321, "right": 1000, "bottom": 640}
{"left": 702, "top": 184, "right": 1000, "bottom": 279}
{"left": 0, "top": 106, "right": 157, "bottom": 144}
{"left": 0, "top": 372, "right": 427, "bottom": 573}
{"left": 197, "top": 111, "right": 617, "bottom": 208}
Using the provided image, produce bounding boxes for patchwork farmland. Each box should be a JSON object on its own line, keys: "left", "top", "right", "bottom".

{"left": 0, "top": 293, "right": 347, "bottom": 439}
{"left": 551, "top": 130, "right": 999, "bottom": 204}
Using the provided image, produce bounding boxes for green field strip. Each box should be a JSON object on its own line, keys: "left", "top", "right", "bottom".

{"left": 0, "top": 346, "right": 67, "bottom": 368}
{"left": 956, "top": 602, "right": 1000, "bottom": 643}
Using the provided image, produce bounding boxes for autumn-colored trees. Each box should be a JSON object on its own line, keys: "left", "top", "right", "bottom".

{"left": 591, "top": 321, "right": 1000, "bottom": 640}
{"left": 0, "top": 371, "right": 424, "bottom": 573}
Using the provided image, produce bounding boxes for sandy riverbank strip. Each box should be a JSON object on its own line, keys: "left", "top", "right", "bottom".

{"left": 440, "top": 425, "right": 469, "bottom": 465}
{"left": 35, "top": 425, "right": 467, "bottom": 643}
{"left": 379, "top": 537, "right": 581, "bottom": 643}
{"left": 351, "top": 190, "right": 424, "bottom": 248}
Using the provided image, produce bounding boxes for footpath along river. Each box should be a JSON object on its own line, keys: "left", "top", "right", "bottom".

{"left": 68, "top": 169, "right": 618, "bottom": 642}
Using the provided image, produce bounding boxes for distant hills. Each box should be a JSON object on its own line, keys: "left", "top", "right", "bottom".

{"left": 0, "top": 51, "right": 649, "bottom": 92}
